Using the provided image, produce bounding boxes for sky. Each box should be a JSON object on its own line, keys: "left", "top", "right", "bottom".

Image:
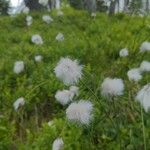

{"left": 11, "top": 0, "right": 22, "bottom": 7}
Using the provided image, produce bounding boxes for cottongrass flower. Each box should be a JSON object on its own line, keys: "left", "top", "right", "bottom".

{"left": 127, "top": 68, "right": 142, "bottom": 82}
{"left": 119, "top": 48, "right": 129, "bottom": 57}
{"left": 42, "top": 15, "right": 53, "bottom": 24}
{"left": 56, "top": 33, "right": 64, "bottom": 41}
{"left": 13, "top": 97, "right": 25, "bottom": 111}
{"left": 48, "top": 120, "right": 53, "bottom": 126}
{"left": 52, "top": 138, "right": 64, "bottom": 150}
{"left": 135, "top": 83, "right": 150, "bottom": 112}
{"left": 39, "top": 0, "right": 48, "bottom": 6}
{"left": 55, "top": 86, "right": 79, "bottom": 105}
{"left": 54, "top": 57, "right": 83, "bottom": 85}
{"left": 140, "top": 41, "right": 150, "bottom": 52}
{"left": 31, "top": 34, "right": 43, "bottom": 45}
{"left": 13, "top": 61, "right": 24, "bottom": 74}
{"left": 101, "top": 77, "right": 124, "bottom": 98}
{"left": 35, "top": 55, "right": 43, "bottom": 62}
{"left": 69, "top": 86, "right": 79, "bottom": 96}
{"left": 57, "top": 10, "right": 64, "bottom": 16}
{"left": 91, "top": 12, "right": 96, "bottom": 17}
{"left": 22, "top": 7, "right": 29, "bottom": 14}
{"left": 66, "top": 100, "right": 93, "bottom": 125}
{"left": 55, "top": 90, "right": 74, "bottom": 105}
{"left": 26, "top": 16, "right": 32, "bottom": 26}
{"left": 140, "top": 61, "right": 150, "bottom": 72}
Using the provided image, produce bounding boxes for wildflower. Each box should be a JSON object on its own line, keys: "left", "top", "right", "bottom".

{"left": 66, "top": 100, "right": 93, "bottom": 125}
{"left": 35, "top": 55, "right": 43, "bottom": 62}
{"left": 69, "top": 86, "right": 79, "bottom": 96}
{"left": 48, "top": 120, "right": 53, "bottom": 126}
{"left": 55, "top": 90, "right": 74, "bottom": 105}
{"left": 54, "top": 57, "right": 83, "bottom": 85}
{"left": 119, "top": 48, "right": 129, "bottom": 57}
{"left": 52, "top": 138, "right": 64, "bottom": 150}
{"left": 140, "top": 61, "right": 150, "bottom": 72}
{"left": 13, "top": 61, "right": 24, "bottom": 74}
{"left": 22, "top": 7, "right": 29, "bottom": 14}
{"left": 57, "top": 10, "right": 64, "bottom": 16}
{"left": 127, "top": 68, "right": 142, "bottom": 82}
{"left": 13, "top": 97, "right": 25, "bottom": 111}
{"left": 140, "top": 41, "right": 150, "bottom": 52}
{"left": 135, "top": 83, "right": 150, "bottom": 112}
{"left": 31, "top": 34, "right": 43, "bottom": 45}
{"left": 56, "top": 33, "right": 64, "bottom": 41}
{"left": 39, "top": 0, "right": 48, "bottom": 6}
{"left": 91, "top": 12, "right": 96, "bottom": 17}
{"left": 101, "top": 77, "right": 124, "bottom": 98}
{"left": 42, "top": 15, "right": 53, "bottom": 24}
{"left": 26, "top": 16, "right": 32, "bottom": 26}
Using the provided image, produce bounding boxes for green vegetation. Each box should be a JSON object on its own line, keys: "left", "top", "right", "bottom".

{"left": 0, "top": 8, "right": 150, "bottom": 149}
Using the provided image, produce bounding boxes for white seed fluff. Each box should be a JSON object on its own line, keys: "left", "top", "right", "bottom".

{"left": 42, "top": 15, "right": 53, "bottom": 24}
{"left": 48, "top": 120, "right": 53, "bottom": 126}
{"left": 31, "top": 34, "right": 43, "bottom": 45}
{"left": 54, "top": 57, "right": 83, "bottom": 85}
{"left": 35, "top": 55, "right": 43, "bottom": 62}
{"left": 119, "top": 48, "right": 129, "bottom": 57}
{"left": 135, "top": 84, "right": 150, "bottom": 112}
{"left": 13, "top": 61, "right": 24, "bottom": 74}
{"left": 140, "top": 61, "right": 150, "bottom": 72}
{"left": 39, "top": 0, "right": 49, "bottom": 6}
{"left": 26, "top": 16, "right": 32, "bottom": 26}
{"left": 101, "top": 77, "right": 124, "bottom": 97}
{"left": 13, "top": 97, "right": 25, "bottom": 111}
{"left": 22, "top": 7, "right": 29, "bottom": 14}
{"left": 55, "top": 90, "right": 74, "bottom": 105}
{"left": 66, "top": 100, "right": 93, "bottom": 125}
{"left": 91, "top": 12, "right": 96, "bottom": 17}
{"left": 55, "top": 33, "right": 64, "bottom": 41}
{"left": 52, "top": 138, "right": 64, "bottom": 150}
{"left": 127, "top": 68, "right": 142, "bottom": 82}
{"left": 69, "top": 86, "right": 79, "bottom": 96}
{"left": 57, "top": 10, "right": 64, "bottom": 16}
{"left": 140, "top": 41, "right": 150, "bottom": 52}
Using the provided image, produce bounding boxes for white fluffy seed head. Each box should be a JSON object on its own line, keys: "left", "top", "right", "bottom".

{"left": 39, "top": 0, "right": 49, "bottom": 6}
{"left": 31, "top": 34, "right": 43, "bottom": 45}
{"left": 13, "top": 61, "right": 24, "bottom": 74}
{"left": 48, "top": 120, "right": 53, "bottom": 126}
{"left": 135, "top": 84, "right": 150, "bottom": 112}
{"left": 22, "top": 7, "right": 29, "bottom": 14}
{"left": 42, "top": 15, "right": 53, "bottom": 24}
{"left": 57, "top": 10, "right": 64, "bottom": 16}
{"left": 119, "top": 48, "right": 129, "bottom": 57}
{"left": 26, "top": 16, "right": 32, "bottom": 26}
{"left": 55, "top": 90, "right": 74, "bottom": 105}
{"left": 127, "top": 68, "right": 142, "bottom": 82}
{"left": 34, "top": 55, "right": 43, "bottom": 62}
{"left": 13, "top": 97, "right": 25, "bottom": 111}
{"left": 140, "top": 41, "right": 150, "bottom": 52}
{"left": 52, "top": 138, "right": 64, "bottom": 150}
{"left": 66, "top": 100, "right": 93, "bottom": 125}
{"left": 140, "top": 61, "right": 150, "bottom": 72}
{"left": 55, "top": 33, "right": 64, "bottom": 41}
{"left": 54, "top": 57, "right": 83, "bottom": 85}
{"left": 69, "top": 86, "right": 79, "bottom": 96}
{"left": 101, "top": 77, "right": 124, "bottom": 98}
{"left": 91, "top": 12, "right": 96, "bottom": 17}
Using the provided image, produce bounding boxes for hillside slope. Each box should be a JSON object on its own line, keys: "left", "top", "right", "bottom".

{"left": 0, "top": 8, "right": 150, "bottom": 150}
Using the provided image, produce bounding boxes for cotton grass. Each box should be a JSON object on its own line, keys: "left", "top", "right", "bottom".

{"left": 13, "top": 61, "right": 24, "bottom": 74}
{"left": 42, "top": 15, "right": 53, "bottom": 24}
{"left": 13, "top": 97, "right": 25, "bottom": 111}
{"left": 140, "top": 61, "right": 150, "bottom": 72}
{"left": 26, "top": 16, "right": 32, "bottom": 26}
{"left": 119, "top": 48, "right": 129, "bottom": 57}
{"left": 31, "top": 34, "right": 43, "bottom": 45}
{"left": 54, "top": 57, "right": 83, "bottom": 85}
{"left": 140, "top": 41, "right": 150, "bottom": 52}
{"left": 135, "top": 84, "right": 150, "bottom": 112}
{"left": 52, "top": 138, "right": 64, "bottom": 150}
{"left": 66, "top": 100, "right": 93, "bottom": 125}
{"left": 55, "top": 33, "right": 64, "bottom": 41}
{"left": 101, "top": 77, "right": 124, "bottom": 98}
